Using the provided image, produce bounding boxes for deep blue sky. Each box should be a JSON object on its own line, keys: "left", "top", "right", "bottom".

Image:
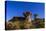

{"left": 6, "top": 1, "right": 44, "bottom": 21}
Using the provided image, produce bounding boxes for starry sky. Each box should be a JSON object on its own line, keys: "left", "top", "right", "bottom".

{"left": 6, "top": 1, "right": 44, "bottom": 21}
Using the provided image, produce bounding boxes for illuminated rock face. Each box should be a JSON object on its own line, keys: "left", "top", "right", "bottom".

{"left": 24, "top": 11, "right": 32, "bottom": 22}
{"left": 23, "top": 11, "right": 33, "bottom": 29}
{"left": 27, "top": 15, "right": 32, "bottom": 22}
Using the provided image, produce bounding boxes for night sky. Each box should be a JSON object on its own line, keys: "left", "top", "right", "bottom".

{"left": 6, "top": 1, "right": 44, "bottom": 21}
